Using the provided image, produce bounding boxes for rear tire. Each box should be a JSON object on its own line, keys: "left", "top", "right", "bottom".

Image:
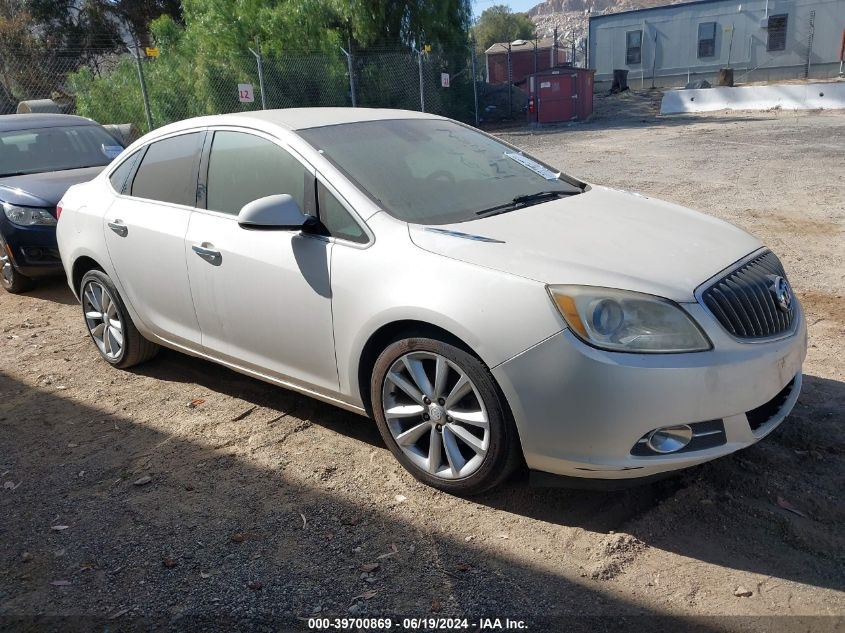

{"left": 371, "top": 336, "right": 521, "bottom": 496}
{"left": 80, "top": 270, "right": 159, "bottom": 369}
{"left": 0, "top": 235, "right": 34, "bottom": 294}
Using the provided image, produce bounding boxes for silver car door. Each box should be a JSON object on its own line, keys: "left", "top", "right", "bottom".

{"left": 103, "top": 131, "right": 205, "bottom": 347}
{"left": 184, "top": 129, "right": 339, "bottom": 392}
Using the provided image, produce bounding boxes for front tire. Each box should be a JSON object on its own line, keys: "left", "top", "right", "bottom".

{"left": 371, "top": 336, "right": 521, "bottom": 495}
{"left": 0, "top": 235, "right": 34, "bottom": 294}
{"left": 80, "top": 270, "right": 159, "bottom": 368}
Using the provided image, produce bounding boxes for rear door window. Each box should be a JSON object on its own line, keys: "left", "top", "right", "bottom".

{"left": 205, "top": 131, "right": 310, "bottom": 216}
{"left": 109, "top": 149, "right": 144, "bottom": 194}
{"left": 130, "top": 132, "right": 204, "bottom": 206}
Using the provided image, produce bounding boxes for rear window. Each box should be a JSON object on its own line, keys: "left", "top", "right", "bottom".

{"left": 130, "top": 133, "right": 203, "bottom": 207}
{"left": 0, "top": 124, "right": 123, "bottom": 177}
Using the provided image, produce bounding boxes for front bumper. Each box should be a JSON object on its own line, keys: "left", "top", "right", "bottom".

{"left": 492, "top": 301, "right": 807, "bottom": 479}
{"left": 0, "top": 218, "right": 62, "bottom": 278}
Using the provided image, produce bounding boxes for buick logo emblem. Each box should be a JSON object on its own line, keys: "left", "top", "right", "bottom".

{"left": 771, "top": 276, "right": 793, "bottom": 313}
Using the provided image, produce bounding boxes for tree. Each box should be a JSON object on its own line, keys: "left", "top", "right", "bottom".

{"left": 26, "top": 1, "right": 183, "bottom": 51}
{"left": 472, "top": 5, "right": 536, "bottom": 53}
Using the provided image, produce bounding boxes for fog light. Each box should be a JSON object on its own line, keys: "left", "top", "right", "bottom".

{"left": 647, "top": 425, "right": 693, "bottom": 454}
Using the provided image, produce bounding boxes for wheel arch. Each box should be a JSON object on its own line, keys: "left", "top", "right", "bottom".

{"left": 71, "top": 255, "right": 105, "bottom": 295}
{"left": 356, "top": 319, "right": 483, "bottom": 418}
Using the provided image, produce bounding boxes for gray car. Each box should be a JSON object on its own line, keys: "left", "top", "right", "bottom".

{"left": 0, "top": 114, "right": 123, "bottom": 293}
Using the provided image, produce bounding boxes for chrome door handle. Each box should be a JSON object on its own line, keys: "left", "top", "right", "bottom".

{"left": 192, "top": 243, "right": 222, "bottom": 266}
{"left": 107, "top": 221, "right": 128, "bottom": 237}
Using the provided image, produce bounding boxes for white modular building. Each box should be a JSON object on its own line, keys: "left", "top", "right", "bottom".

{"left": 588, "top": 0, "right": 845, "bottom": 88}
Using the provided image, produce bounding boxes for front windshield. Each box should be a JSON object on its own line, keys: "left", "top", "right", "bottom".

{"left": 0, "top": 125, "right": 123, "bottom": 177}
{"left": 299, "top": 119, "right": 582, "bottom": 225}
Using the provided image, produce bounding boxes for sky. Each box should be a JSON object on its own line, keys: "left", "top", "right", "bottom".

{"left": 472, "top": 0, "right": 540, "bottom": 17}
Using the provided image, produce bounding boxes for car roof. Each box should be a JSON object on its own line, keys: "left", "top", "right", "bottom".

{"left": 0, "top": 113, "right": 101, "bottom": 132}
{"left": 232, "top": 107, "right": 444, "bottom": 130}
{"left": 146, "top": 107, "right": 445, "bottom": 139}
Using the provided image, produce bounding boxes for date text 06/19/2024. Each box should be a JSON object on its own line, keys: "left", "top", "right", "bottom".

{"left": 306, "top": 617, "right": 528, "bottom": 630}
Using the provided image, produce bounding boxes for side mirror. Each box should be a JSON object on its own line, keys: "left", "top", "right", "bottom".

{"left": 237, "top": 194, "right": 318, "bottom": 231}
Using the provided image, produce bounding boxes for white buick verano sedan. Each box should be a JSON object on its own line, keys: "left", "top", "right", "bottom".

{"left": 57, "top": 109, "right": 806, "bottom": 495}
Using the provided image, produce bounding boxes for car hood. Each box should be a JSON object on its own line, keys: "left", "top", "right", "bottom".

{"left": 0, "top": 166, "right": 104, "bottom": 207}
{"left": 408, "top": 186, "right": 762, "bottom": 302}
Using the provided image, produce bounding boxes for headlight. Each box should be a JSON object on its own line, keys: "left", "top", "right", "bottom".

{"left": 548, "top": 285, "right": 711, "bottom": 353}
{"left": 2, "top": 203, "right": 57, "bottom": 227}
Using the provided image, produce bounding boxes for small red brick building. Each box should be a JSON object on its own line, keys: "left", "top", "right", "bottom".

{"left": 485, "top": 37, "right": 568, "bottom": 85}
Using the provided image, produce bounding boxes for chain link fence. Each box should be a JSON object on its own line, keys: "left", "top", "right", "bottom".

{"left": 1, "top": 44, "right": 482, "bottom": 139}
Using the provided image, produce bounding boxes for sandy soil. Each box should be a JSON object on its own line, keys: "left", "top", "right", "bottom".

{"left": 1, "top": 97, "right": 844, "bottom": 631}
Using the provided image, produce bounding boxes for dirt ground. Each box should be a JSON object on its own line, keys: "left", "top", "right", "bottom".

{"left": 1, "top": 95, "right": 844, "bottom": 632}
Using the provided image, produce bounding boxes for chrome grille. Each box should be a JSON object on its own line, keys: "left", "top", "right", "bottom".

{"left": 701, "top": 251, "right": 794, "bottom": 339}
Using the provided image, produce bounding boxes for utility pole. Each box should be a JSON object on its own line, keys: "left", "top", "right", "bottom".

{"left": 248, "top": 37, "right": 267, "bottom": 110}
{"left": 507, "top": 42, "right": 512, "bottom": 118}
{"left": 553, "top": 26, "right": 558, "bottom": 67}
{"left": 133, "top": 39, "right": 153, "bottom": 131}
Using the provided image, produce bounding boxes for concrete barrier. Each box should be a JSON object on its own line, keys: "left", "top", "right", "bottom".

{"left": 660, "top": 81, "right": 845, "bottom": 114}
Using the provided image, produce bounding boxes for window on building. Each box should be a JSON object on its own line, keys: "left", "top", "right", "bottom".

{"left": 698, "top": 22, "right": 717, "bottom": 58}
{"left": 626, "top": 30, "right": 642, "bottom": 65}
{"left": 767, "top": 14, "right": 788, "bottom": 52}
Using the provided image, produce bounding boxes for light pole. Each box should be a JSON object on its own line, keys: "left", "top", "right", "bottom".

{"left": 554, "top": 32, "right": 579, "bottom": 67}
{"left": 511, "top": 39, "right": 538, "bottom": 73}
{"left": 506, "top": 39, "right": 536, "bottom": 119}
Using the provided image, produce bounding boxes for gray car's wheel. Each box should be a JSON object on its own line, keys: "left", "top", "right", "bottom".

{"left": 0, "top": 235, "right": 34, "bottom": 294}
{"left": 80, "top": 269, "right": 159, "bottom": 369}
{"left": 371, "top": 336, "right": 521, "bottom": 495}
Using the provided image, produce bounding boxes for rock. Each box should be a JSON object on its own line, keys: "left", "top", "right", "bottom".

{"left": 21, "top": 552, "right": 32, "bottom": 562}
{"left": 734, "top": 586, "right": 753, "bottom": 598}
{"left": 348, "top": 603, "right": 362, "bottom": 615}
{"left": 133, "top": 475, "right": 152, "bottom": 486}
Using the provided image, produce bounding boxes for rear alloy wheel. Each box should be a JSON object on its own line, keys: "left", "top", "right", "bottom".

{"left": 83, "top": 280, "right": 125, "bottom": 361}
{"left": 371, "top": 337, "right": 521, "bottom": 495}
{"left": 80, "top": 269, "right": 159, "bottom": 368}
{"left": 0, "top": 235, "right": 34, "bottom": 294}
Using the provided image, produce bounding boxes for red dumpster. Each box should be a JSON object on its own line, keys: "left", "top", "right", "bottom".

{"left": 527, "top": 67, "right": 594, "bottom": 124}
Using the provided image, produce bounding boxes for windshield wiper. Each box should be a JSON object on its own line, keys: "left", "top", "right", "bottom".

{"left": 475, "top": 190, "right": 569, "bottom": 217}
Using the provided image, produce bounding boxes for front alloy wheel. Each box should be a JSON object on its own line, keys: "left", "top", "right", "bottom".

{"left": 382, "top": 351, "right": 490, "bottom": 479}
{"left": 371, "top": 337, "right": 521, "bottom": 495}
